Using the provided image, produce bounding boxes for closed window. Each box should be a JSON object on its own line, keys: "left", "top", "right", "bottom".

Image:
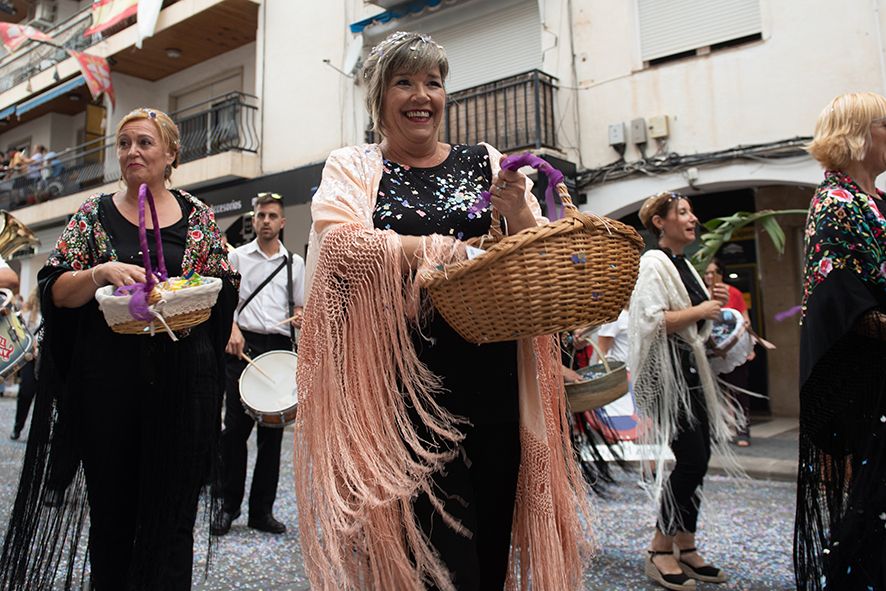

{"left": 637, "top": 0, "right": 762, "bottom": 64}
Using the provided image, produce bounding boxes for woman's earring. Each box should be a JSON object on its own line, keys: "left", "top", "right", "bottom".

{"left": 164, "top": 164, "right": 172, "bottom": 179}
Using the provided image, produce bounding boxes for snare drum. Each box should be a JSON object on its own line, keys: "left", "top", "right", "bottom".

{"left": 0, "top": 288, "right": 34, "bottom": 379}
{"left": 707, "top": 308, "right": 753, "bottom": 375}
{"left": 239, "top": 350, "right": 298, "bottom": 428}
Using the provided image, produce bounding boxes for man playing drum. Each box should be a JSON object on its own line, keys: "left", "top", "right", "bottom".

{"left": 213, "top": 192, "right": 305, "bottom": 536}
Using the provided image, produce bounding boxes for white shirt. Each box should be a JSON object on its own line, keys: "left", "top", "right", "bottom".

{"left": 230, "top": 239, "right": 305, "bottom": 337}
{"left": 597, "top": 310, "right": 629, "bottom": 364}
{"left": 0, "top": 253, "right": 9, "bottom": 270}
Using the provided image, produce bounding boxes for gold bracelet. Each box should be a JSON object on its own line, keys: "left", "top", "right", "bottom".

{"left": 91, "top": 265, "right": 101, "bottom": 287}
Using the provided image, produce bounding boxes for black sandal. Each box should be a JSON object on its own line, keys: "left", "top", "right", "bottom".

{"left": 677, "top": 547, "right": 727, "bottom": 583}
{"left": 645, "top": 550, "right": 696, "bottom": 590}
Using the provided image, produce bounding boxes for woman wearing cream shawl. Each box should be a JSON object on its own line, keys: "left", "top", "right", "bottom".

{"left": 295, "top": 31, "right": 591, "bottom": 591}
{"left": 629, "top": 192, "right": 742, "bottom": 591}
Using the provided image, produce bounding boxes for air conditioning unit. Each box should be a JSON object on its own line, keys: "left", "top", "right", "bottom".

{"left": 29, "top": 0, "right": 58, "bottom": 30}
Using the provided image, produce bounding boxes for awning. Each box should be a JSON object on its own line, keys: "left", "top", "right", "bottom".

{"left": 349, "top": 0, "right": 447, "bottom": 34}
{"left": 0, "top": 104, "right": 14, "bottom": 120}
{"left": 15, "top": 75, "right": 86, "bottom": 117}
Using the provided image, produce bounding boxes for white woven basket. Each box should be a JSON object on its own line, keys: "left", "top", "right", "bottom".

{"left": 95, "top": 276, "right": 222, "bottom": 336}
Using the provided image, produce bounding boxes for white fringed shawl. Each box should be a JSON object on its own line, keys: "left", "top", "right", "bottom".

{"left": 628, "top": 249, "right": 743, "bottom": 531}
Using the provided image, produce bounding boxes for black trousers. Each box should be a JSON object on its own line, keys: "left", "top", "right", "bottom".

{"left": 413, "top": 420, "right": 521, "bottom": 591}
{"left": 79, "top": 329, "right": 218, "bottom": 590}
{"left": 658, "top": 346, "right": 712, "bottom": 536}
{"left": 219, "top": 330, "right": 291, "bottom": 517}
{"left": 13, "top": 358, "right": 36, "bottom": 433}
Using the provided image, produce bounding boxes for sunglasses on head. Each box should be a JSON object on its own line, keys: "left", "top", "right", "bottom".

{"left": 257, "top": 192, "right": 283, "bottom": 200}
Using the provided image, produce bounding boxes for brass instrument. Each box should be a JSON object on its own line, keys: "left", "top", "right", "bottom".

{"left": 0, "top": 210, "right": 40, "bottom": 259}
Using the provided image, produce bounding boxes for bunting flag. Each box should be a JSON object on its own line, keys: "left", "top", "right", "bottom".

{"left": 136, "top": 0, "right": 163, "bottom": 48}
{"left": 84, "top": 0, "right": 138, "bottom": 37}
{"left": 0, "top": 23, "right": 54, "bottom": 53}
{"left": 67, "top": 50, "right": 116, "bottom": 109}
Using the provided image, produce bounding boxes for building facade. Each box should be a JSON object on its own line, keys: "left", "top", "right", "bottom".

{"left": 2, "top": 0, "right": 881, "bottom": 415}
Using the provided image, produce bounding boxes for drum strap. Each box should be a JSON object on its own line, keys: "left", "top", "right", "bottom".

{"left": 237, "top": 251, "right": 296, "bottom": 350}
{"left": 285, "top": 250, "right": 295, "bottom": 349}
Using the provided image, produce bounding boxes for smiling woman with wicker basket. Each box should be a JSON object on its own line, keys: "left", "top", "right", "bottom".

{"left": 296, "top": 31, "right": 592, "bottom": 591}
{"left": 0, "top": 108, "right": 239, "bottom": 590}
{"left": 629, "top": 192, "right": 743, "bottom": 591}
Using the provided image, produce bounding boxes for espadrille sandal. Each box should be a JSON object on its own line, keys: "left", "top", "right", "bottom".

{"left": 676, "top": 546, "right": 728, "bottom": 583}
{"left": 645, "top": 550, "right": 697, "bottom": 590}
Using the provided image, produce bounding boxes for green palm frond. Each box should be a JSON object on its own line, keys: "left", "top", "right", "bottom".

{"left": 691, "top": 209, "right": 808, "bottom": 272}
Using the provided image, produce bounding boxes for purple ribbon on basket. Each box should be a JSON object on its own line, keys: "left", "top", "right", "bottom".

{"left": 469, "top": 152, "right": 566, "bottom": 220}
{"left": 113, "top": 184, "right": 169, "bottom": 321}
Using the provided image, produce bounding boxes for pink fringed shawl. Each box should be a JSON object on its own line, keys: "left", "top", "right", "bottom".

{"left": 296, "top": 143, "right": 593, "bottom": 591}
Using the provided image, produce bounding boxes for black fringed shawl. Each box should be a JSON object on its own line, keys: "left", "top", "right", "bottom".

{"left": 0, "top": 191, "right": 238, "bottom": 590}
{"left": 795, "top": 171, "right": 886, "bottom": 591}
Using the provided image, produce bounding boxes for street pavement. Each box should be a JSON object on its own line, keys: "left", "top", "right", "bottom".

{"left": 0, "top": 394, "right": 796, "bottom": 590}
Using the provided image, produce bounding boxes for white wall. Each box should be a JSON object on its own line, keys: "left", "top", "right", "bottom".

{"left": 260, "top": 0, "right": 376, "bottom": 172}
{"left": 109, "top": 42, "right": 257, "bottom": 128}
{"left": 572, "top": 0, "right": 886, "bottom": 168}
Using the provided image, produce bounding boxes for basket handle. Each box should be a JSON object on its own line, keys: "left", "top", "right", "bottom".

{"left": 112, "top": 184, "right": 169, "bottom": 322}
{"left": 137, "top": 183, "right": 169, "bottom": 289}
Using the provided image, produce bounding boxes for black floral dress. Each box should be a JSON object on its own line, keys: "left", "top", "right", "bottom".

{"left": 795, "top": 171, "right": 886, "bottom": 591}
{"left": 0, "top": 190, "right": 239, "bottom": 590}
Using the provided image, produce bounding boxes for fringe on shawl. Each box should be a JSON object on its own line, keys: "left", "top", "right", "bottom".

{"left": 631, "top": 317, "right": 745, "bottom": 535}
{"left": 506, "top": 337, "right": 595, "bottom": 591}
{"left": 295, "top": 223, "right": 469, "bottom": 591}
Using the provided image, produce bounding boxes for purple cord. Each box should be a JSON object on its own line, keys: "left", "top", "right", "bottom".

{"left": 119, "top": 184, "right": 170, "bottom": 321}
{"left": 469, "top": 152, "right": 567, "bottom": 220}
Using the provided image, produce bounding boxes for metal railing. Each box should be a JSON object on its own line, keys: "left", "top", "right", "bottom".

{"left": 445, "top": 70, "right": 557, "bottom": 153}
{"left": 0, "top": 0, "right": 183, "bottom": 94}
{"left": 365, "top": 70, "right": 559, "bottom": 153}
{"left": 0, "top": 92, "right": 260, "bottom": 211}
{"left": 0, "top": 8, "right": 95, "bottom": 94}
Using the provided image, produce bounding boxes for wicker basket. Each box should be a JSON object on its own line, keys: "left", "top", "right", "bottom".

{"left": 565, "top": 361, "right": 629, "bottom": 413}
{"left": 95, "top": 184, "right": 221, "bottom": 338}
{"left": 424, "top": 157, "right": 644, "bottom": 344}
{"left": 96, "top": 278, "right": 222, "bottom": 336}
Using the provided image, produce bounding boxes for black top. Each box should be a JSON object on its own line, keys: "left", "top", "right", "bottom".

{"left": 659, "top": 248, "right": 708, "bottom": 331}
{"left": 373, "top": 144, "right": 494, "bottom": 240}
{"left": 100, "top": 192, "right": 189, "bottom": 277}
{"left": 373, "top": 144, "right": 518, "bottom": 425}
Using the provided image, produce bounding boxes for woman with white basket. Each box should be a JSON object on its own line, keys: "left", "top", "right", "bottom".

{"left": 629, "top": 192, "right": 743, "bottom": 591}
{"left": 0, "top": 108, "right": 239, "bottom": 590}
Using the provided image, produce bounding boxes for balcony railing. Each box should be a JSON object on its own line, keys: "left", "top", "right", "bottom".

{"left": 0, "top": 92, "right": 259, "bottom": 211}
{"left": 365, "top": 70, "right": 559, "bottom": 153}
{"left": 0, "top": 8, "right": 95, "bottom": 94}
{"left": 445, "top": 70, "right": 557, "bottom": 153}
{"left": 0, "top": 0, "right": 183, "bottom": 94}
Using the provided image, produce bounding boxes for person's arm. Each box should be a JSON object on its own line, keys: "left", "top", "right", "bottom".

{"left": 664, "top": 301, "right": 721, "bottom": 334}
{"left": 51, "top": 261, "right": 146, "bottom": 308}
{"left": 596, "top": 335, "right": 614, "bottom": 358}
{"left": 561, "top": 365, "right": 583, "bottom": 383}
{"left": 291, "top": 254, "right": 306, "bottom": 329}
{"left": 0, "top": 264, "right": 18, "bottom": 291}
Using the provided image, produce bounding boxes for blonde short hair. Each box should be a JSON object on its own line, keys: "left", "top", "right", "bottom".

{"left": 115, "top": 107, "right": 181, "bottom": 179}
{"left": 362, "top": 31, "right": 449, "bottom": 137}
{"left": 807, "top": 92, "right": 886, "bottom": 170}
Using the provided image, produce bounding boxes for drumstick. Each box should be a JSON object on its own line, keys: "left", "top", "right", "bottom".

{"left": 273, "top": 313, "right": 300, "bottom": 327}
{"left": 240, "top": 352, "right": 276, "bottom": 383}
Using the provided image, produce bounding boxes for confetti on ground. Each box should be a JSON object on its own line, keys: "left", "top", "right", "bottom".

{"left": 0, "top": 396, "right": 795, "bottom": 590}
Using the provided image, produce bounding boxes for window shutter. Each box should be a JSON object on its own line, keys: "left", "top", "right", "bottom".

{"left": 637, "top": 0, "right": 762, "bottom": 62}
{"left": 429, "top": 1, "right": 541, "bottom": 92}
